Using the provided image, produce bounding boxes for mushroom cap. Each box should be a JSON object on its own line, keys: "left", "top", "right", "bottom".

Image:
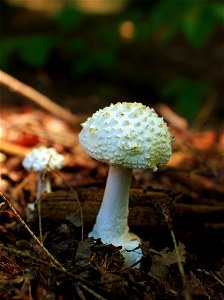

{"left": 22, "top": 146, "right": 64, "bottom": 172}
{"left": 79, "top": 102, "right": 173, "bottom": 170}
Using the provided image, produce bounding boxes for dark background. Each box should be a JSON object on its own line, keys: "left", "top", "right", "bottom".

{"left": 1, "top": 0, "right": 223, "bottom": 125}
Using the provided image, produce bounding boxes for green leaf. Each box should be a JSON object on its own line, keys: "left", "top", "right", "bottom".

{"left": 135, "top": 1, "right": 222, "bottom": 46}
{"left": 95, "top": 26, "right": 118, "bottom": 47}
{"left": 73, "top": 57, "right": 94, "bottom": 75}
{"left": 69, "top": 38, "right": 88, "bottom": 53}
{"left": 162, "top": 78, "right": 212, "bottom": 121}
{"left": 55, "top": 6, "right": 83, "bottom": 32}
{"left": 135, "top": 1, "right": 193, "bottom": 42}
{"left": 73, "top": 51, "right": 117, "bottom": 76}
{"left": 18, "top": 35, "right": 56, "bottom": 67}
{"left": 94, "top": 50, "right": 118, "bottom": 68}
{"left": 182, "top": 3, "right": 223, "bottom": 47}
{"left": 0, "top": 37, "right": 18, "bottom": 67}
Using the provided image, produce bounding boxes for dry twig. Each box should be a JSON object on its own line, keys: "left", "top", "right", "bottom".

{"left": 162, "top": 204, "right": 192, "bottom": 300}
{"left": 0, "top": 191, "right": 66, "bottom": 272}
{"left": 0, "top": 69, "right": 78, "bottom": 125}
{"left": 0, "top": 140, "right": 31, "bottom": 156}
{"left": 55, "top": 170, "right": 84, "bottom": 241}
{"left": 196, "top": 268, "right": 224, "bottom": 288}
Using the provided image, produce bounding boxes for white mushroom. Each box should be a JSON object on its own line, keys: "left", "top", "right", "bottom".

{"left": 79, "top": 102, "right": 173, "bottom": 267}
{"left": 22, "top": 146, "right": 64, "bottom": 202}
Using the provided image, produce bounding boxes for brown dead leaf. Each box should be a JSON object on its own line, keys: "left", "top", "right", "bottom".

{"left": 149, "top": 242, "right": 186, "bottom": 291}
{"left": 75, "top": 240, "right": 91, "bottom": 267}
{"left": 0, "top": 273, "right": 33, "bottom": 300}
{"left": 65, "top": 213, "right": 82, "bottom": 227}
{"left": 187, "top": 272, "right": 209, "bottom": 297}
{"left": 0, "top": 252, "right": 24, "bottom": 276}
{"left": 90, "top": 239, "right": 124, "bottom": 271}
{"left": 99, "top": 266, "right": 128, "bottom": 290}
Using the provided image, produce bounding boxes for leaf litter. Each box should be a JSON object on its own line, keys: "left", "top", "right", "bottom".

{"left": 0, "top": 103, "right": 224, "bottom": 300}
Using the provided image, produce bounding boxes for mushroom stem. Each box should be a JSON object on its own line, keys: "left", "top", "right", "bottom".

{"left": 89, "top": 165, "right": 143, "bottom": 267}
{"left": 44, "top": 174, "right": 52, "bottom": 193}
{"left": 36, "top": 173, "right": 51, "bottom": 199}
{"left": 89, "top": 165, "right": 132, "bottom": 243}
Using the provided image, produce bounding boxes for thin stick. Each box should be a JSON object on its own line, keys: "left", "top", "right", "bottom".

{"left": 2, "top": 245, "right": 57, "bottom": 268}
{"left": 0, "top": 69, "right": 78, "bottom": 125}
{"left": 0, "top": 191, "right": 66, "bottom": 273}
{"left": 196, "top": 268, "right": 224, "bottom": 287}
{"left": 55, "top": 170, "right": 84, "bottom": 241}
{"left": 162, "top": 204, "right": 192, "bottom": 300}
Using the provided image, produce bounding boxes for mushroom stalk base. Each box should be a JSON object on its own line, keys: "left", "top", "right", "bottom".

{"left": 89, "top": 165, "right": 143, "bottom": 267}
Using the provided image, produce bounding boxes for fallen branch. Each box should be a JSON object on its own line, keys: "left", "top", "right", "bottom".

{"left": 0, "top": 70, "right": 78, "bottom": 125}
{"left": 169, "top": 171, "right": 224, "bottom": 194}
{"left": 30, "top": 189, "right": 224, "bottom": 229}
{"left": 0, "top": 139, "right": 31, "bottom": 156}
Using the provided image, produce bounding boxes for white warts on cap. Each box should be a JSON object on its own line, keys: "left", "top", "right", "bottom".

{"left": 79, "top": 102, "right": 173, "bottom": 171}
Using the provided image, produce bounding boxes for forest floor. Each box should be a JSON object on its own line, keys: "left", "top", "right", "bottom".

{"left": 0, "top": 75, "right": 224, "bottom": 300}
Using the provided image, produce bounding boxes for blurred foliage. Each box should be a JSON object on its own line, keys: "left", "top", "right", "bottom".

{"left": 135, "top": 0, "right": 223, "bottom": 46}
{"left": 0, "top": 0, "right": 223, "bottom": 121}
{"left": 162, "top": 78, "right": 212, "bottom": 121}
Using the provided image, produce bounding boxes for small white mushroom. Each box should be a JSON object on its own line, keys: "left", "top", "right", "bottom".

{"left": 79, "top": 102, "right": 174, "bottom": 267}
{"left": 22, "top": 146, "right": 64, "bottom": 203}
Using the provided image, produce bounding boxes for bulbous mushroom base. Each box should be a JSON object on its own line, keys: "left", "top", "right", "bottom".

{"left": 89, "top": 231, "right": 143, "bottom": 268}
{"left": 119, "top": 235, "right": 143, "bottom": 268}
